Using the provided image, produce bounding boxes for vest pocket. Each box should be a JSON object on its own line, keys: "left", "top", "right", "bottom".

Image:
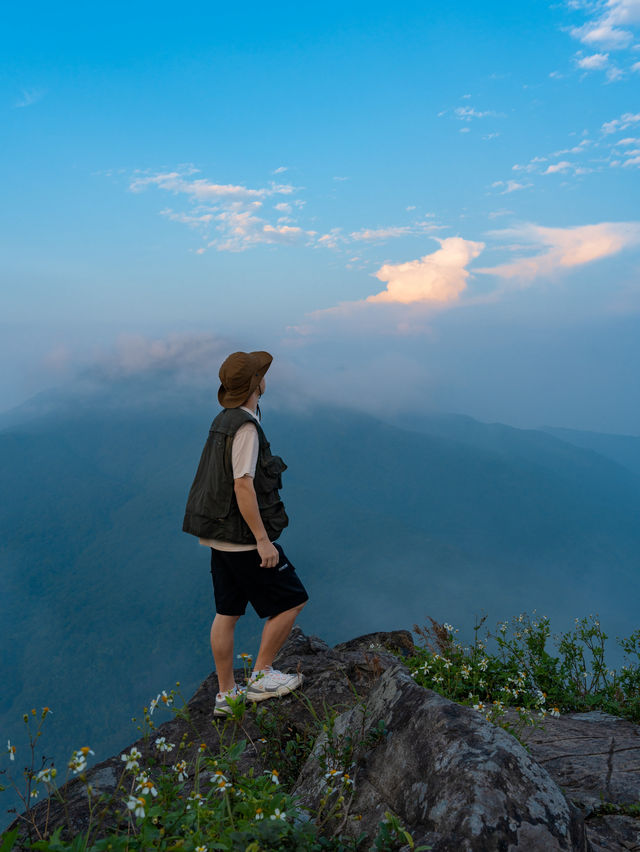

{"left": 261, "top": 501, "right": 289, "bottom": 535}
{"left": 256, "top": 453, "right": 287, "bottom": 491}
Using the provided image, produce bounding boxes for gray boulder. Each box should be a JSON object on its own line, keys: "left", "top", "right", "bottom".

{"left": 294, "top": 664, "right": 589, "bottom": 851}
{"left": 513, "top": 709, "right": 640, "bottom": 851}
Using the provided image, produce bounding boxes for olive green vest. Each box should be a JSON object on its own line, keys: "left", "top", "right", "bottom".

{"left": 182, "top": 408, "right": 289, "bottom": 544}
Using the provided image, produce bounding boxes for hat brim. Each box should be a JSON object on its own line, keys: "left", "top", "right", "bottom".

{"left": 218, "top": 351, "right": 273, "bottom": 408}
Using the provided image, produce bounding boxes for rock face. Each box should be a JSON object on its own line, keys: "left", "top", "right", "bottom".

{"left": 9, "top": 627, "right": 640, "bottom": 851}
{"left": 514, "top": 709, "right": 640, "bottom": 852}
{"left": 294, "top": 664, "right": 587, "bottom": 851}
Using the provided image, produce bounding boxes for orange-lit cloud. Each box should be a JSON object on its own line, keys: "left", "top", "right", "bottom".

{"left": 479, "top": 222, "right": 640, "bottom": 281}
{"left": 366, "top": 237, "right": 485, "bottom": 304}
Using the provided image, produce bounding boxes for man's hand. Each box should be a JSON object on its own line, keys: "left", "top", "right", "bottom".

{"left": 234, "top": 475, "right": 279, "bottom": 567}
{"left": 257, "top": 538, "right": 279, "bottom": 568}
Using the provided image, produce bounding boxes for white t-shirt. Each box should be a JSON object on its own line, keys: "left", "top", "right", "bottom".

{"left": 199, "top": 406, "right": 260, "bottom": 552}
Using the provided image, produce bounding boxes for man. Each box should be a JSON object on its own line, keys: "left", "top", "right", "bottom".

{"left": 183, "top": 351, "right": 308, "bottom": 716}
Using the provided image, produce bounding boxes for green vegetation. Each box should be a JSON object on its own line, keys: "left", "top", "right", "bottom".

{"left": 1, "top": 679, "right": 425, "bottom": 852}
{"left": 4, "top": 610, "right": 640, "bottom": 850}
{"left": 404, "top": 612, "right": 640, "bottom": 744}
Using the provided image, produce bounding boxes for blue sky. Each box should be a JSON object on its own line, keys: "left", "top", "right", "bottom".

{"left": 2, "top": 0, "right": 640, "bottom": 431}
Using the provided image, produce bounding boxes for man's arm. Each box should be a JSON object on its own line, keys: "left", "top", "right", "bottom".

{"left": 234, "top": 475, "right": 279, "bottom": 567}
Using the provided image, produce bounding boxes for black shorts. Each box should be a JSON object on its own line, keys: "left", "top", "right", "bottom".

{"left": 210, "top": 542, "right": 309, "bottom": 618}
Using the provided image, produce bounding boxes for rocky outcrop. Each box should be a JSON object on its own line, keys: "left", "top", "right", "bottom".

{"left": 9, "top": 628, "right": 640, "bottom": 850}
{"left": 294, "top": 664, "right": 587, "bottom": 850}
{"left": 513, "top": 709, "right": 640, "bottom": 852}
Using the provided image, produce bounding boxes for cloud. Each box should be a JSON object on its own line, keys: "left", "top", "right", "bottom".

{"left": 366, "top": 237, "right": 485, "bottom": 305}
{"left": 317, "top": 229, "right": 343, "bottom": 249}
{"left": 214, "top": 210, "right": 313, "bottom": 252}
{"left": 163, "top": 203, "right": 313, "bottom": 253}
{"left": 509, "top": 142, "right": 598, "bottom": 184}
{"left": 572, "top": 21, "right": 633, "bottom": 48}
{"left": 512, "top": 156, "right": 548, "bottom": 173}
{"left": 602, "top": 112, "right": 640, "bottom": 134}
{"left": 576, "top": 52, "right": 610, "bottom": 69}
{"left": 633, "top": 60, "right": 640, "bottom": 71}
{"left": 606, "top": 64, "right": 625, "bottom": 80}
{"left": 315, "top": 219, "right": 441, "bottom": 250}
{"left": 543, "top": 161, "right": 573, "bottom": 174}
{"left": 479, "top": 221, "right": 640, "bottom": 281}
{"left": 454, "top": 106, "right": 500, "bottom": 121}
{"left": 272, "top": 166, "right": 288, "bottom": 174}
{"left": 570, "top": 0, "right": 640, "bottom": 50}
{"left": 160, "top": 209, "right": 215, "bottom": 228}
{"left": 130, "top": 170, "right": 295, "bottom": 201}
{"left": 491, "top": 180, "right": 532, "bottom": 194}
{"left": 129, "top": 167, "right": 307, "bottom": 252}
{"left": 551, "top": 141, "right": 591, "bottom": 156}
{"left": 43, "top": 344, "right": 72, "bottom": 374}
{"left": 349, "top": 221, "right": 442, "bottom": 242}
{"left": 605, "top": 0, "right": 640, "bottom": 27}
{"left": 14, "top": 88, "right": 46, "bottom": 108}
{"left": 87, "top": 332, "right": 231, "bottom": 381}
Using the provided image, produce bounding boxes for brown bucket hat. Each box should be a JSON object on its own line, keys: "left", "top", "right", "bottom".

{"left": 218, "top": 351, "right": 273, "bottom": 408}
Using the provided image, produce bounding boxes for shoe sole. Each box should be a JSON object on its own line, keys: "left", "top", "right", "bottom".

{"left": 246, "top": 680, "right": 303, "bottom": 702}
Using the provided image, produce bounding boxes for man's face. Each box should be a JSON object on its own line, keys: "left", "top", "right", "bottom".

{"left": 258, "top": 376, "right": 266, "bottom": 396}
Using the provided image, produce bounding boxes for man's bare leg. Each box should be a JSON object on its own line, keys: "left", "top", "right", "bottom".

{"left": 210, "top": 614, "right": 241, "bottom": 693}
{"left": 253, "top": 602, "right": 306, "bottom": 672}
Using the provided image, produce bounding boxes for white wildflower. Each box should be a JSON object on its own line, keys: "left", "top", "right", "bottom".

{"left": 324, "top": 768, "right": 343, "bottom": 782}
{"left": 264, "top": 768, "right": 279, "bottom": 785}
{"left": 186, "top": 792, "right": 204, "bottom": 810}
{"left": 210, "top": 769, "right": 229, "bottom": 784}
{"left": 121, "top": 748, "right": 141, "bottom": 771}
{"left": 136, "top": 778, "right": 158, "bottom": 797}
{"left": 36, "top": 767, "right": 56, "bottom": 784}
{"left": 126, "top": 795, "right": 146, "bottom": 818}
{"left": 173, "top": 760, "right": 188, "bottom": 782}
{"left": 68, "top": 750, "right": 88, "bottom": 774}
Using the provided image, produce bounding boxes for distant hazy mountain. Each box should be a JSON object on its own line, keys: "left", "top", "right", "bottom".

{"left": 540, "top": 424, "right": 640, "bottom": 479}
{"left": 2, "top": 379, "right": 639, "bottom": 824}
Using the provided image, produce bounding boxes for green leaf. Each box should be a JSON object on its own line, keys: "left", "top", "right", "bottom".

{"left": 226, "top": 739, "right": 247, "bottom": 762}
{"left": 0, "top": 828, "right": 19, "bottom": 852}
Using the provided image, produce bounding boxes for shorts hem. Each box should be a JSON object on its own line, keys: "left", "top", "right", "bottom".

{"left": 258, "top": 593, "right": 309, "bottom": 620}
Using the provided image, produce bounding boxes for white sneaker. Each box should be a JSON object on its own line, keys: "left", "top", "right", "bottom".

{"left": 214, "top": 684, "right": 246, "bottom": 717}
{"left": 246, "top": 667, "right": 303, "bottom": 702}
